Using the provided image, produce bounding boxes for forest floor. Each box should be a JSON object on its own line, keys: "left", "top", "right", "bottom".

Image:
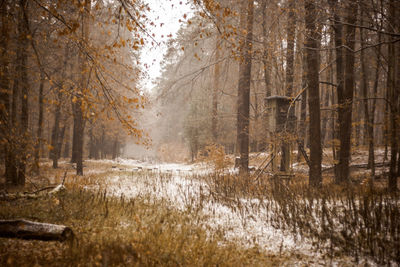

{"left": 0, "top": 148, "right": 399, "bottom": 266}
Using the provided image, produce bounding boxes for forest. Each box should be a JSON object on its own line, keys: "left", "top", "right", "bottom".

{"left": 0, "top": 0, "right": 399, "bottom": 266}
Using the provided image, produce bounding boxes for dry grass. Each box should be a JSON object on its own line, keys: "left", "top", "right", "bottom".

{"left": 1, "top": 155, "right": 398, "bottom": 266}
{"left": 0, "top": 178, "right": 285, "bottom": 266}
{"left": 199, "top": 171, "right": 400, "bottom": 265}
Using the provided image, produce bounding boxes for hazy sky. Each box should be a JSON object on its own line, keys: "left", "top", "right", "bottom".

{"left": 141, "top": 0, "right": 193, "bottom": 91}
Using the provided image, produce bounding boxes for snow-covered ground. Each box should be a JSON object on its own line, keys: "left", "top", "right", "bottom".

{"left": 84, "top": 158, "right": 379, "bottom": 266}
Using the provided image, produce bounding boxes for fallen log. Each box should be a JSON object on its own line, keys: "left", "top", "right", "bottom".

{"left": 0, "top": 219, "right": 74, "bottom": 242}
{"left": 0, "top": 184, "right": 65, "bottom": 201}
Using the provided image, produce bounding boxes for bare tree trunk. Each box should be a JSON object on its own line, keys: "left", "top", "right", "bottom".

{"left": 321, "top": 84, "right": 330, "bottom": 146}
{"left": 6, "top": 2, "right": 24, "bottom": 184}
{"left": 72, "top": 0, "right": 91, "bottom": 175}
{"left": 383, "top": 68, "right": 389, "bottom": 161}
{"left": 57, "top": 121, "right": 66, "bottom": 160}
{"left": 71, "top": 102, "right": 79, "bottom": 163}
{"left": 367, "top": 31, "right": 381, "bottom": 177}
{"left": 0, "top": 1, "right": 11, "bottom": 178}
{"left": 330, "top": 84, "right": 337, "bottom": 161}
{"left": 72, "top": 99, "right": 84, "bottom": 174}
{"left": 33, "top": 70, "right": 45, "bottom": 174}
{"left": 112, "top": 136, "right": 119, "bottom": 160}
{"left": 100, "top": 125, "right": 105, "bottom": 159}
{"left": 329, "top": 0, "right": 343, "bottom": 180}
{"left": 280, "top": 0, "right": 296, "bottom": 172}
{"left": 88, "top": 123, "right": 95, "bottom": 159}
{"left": 236, "top": 0, "right": 254, "bottom": 175}
{"left": 285, "top": 0, "right": 295, "bottom": 98}
{"left": 211, "top": 41, "right": 220, "bottom": 143}
{"left": 360, "top": 10, "right": 375, "bottom": 177}
{"left": 335, "top": 1, "right": 357, "bottom": 184}
{"left": 305, "top": 0, "right": 322, "bottom": 187}
{"left": 261, "top": 0, "right": 271, "bottom": 152}
{"left": 50, "top": 46, "right": 68, "bottom": 169}
{"left": 16, "top": 0, "right": 30, "bottom": 186}
{"left": 50, "top": 92, "right": 61, "bottom": 168}
{"left": 63, "top": 124, "right": 70, "bottom": 159}
{"left": 388, "top": 0, "right": 398, "bottom": 192}
{"left": 298, "top": 33, "right": 308, "bottom": 162}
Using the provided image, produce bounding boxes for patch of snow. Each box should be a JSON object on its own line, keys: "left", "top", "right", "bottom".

{"left": 82, "top": 156, "right": 388, "bottom": 265}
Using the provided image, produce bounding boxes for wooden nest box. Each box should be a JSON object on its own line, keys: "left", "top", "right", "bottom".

{"left": 265, "top": 96, "right": 296, "bottom": 174}
{"left": 265, "top": 96, "right": 296, "bottom": 133}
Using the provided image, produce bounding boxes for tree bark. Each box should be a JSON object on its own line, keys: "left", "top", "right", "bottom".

{"left": 33, "top": 70, "right": 45, "bottom": 174}
{"left": 236, "top": 0, "right": 254, "bottom": 175}
{"left": 0, "top": 219, "right": 74, "bottom": 242}
{"left": 72, "top": 0, "right": 91, "bottom": 175}
{"left": 50, "top": 93, "right": 61, "bottom": 168}
{"left": 305, "top": 0, "right": 322, "bottom": 187}
{"left": 16, "top": 0, "right": 30, "bottom": 186}
{"left": 6, "top": 2, "right": 23, "bottom": 184}
{"left": 112, "top": 136, "right": 119, "bottom": 160}
{"left": 211, "top": 41, "right": 220, "bottom": 143}
{"left": 388, "top": 0, "right": 399, "bottom": 192}
{"left": 261, "top": 0, "right": 271, "bottom": 152}
{"left": 329, "top": 0, "right": 343, "bottom": 181}
{"left": 280, "top": 0, "right": 296, "bottom": 172}
{"left": 72, "top": 99, "right": 84, "bottom": 175}
{"left": 367, "top": 30, "right": 381, "bottom": 177}
{"left": 335, "top": 1, "right": 357, "bottom": 184}
{"left": 298, "top": 32, "right": 308, "bottom": 162}
{"left": 51, "top": 46, "right": 68, "bottom": 169}
{"left": 71, "top": 100, "right": 79, "bottom": 164}
{"left": 57, "top": 116, "right": 67, "bottom": 160}
{"left": 63, "top": 124, "right": 70, "bottom": 158}
{"left": 321, "top": 41, "right": 333, "bottom": 147}
{"left": 360, "top": 9, "right": 375, "bottom": 177}
{"left": 285, "top": 0, "right": 295, "bottom": 98}
{"left": 0, "top": 1, "right": 11, "bottom": 179}
{"left": 88, "top": 123, "right": 95, "bottom": 159}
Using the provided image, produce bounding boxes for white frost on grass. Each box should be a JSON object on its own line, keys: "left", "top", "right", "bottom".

{"left": 83, "top": 158, "right": 383, "bottom": 266}
{"left": 98, "top": 160, "right": 321, "bottom": 260}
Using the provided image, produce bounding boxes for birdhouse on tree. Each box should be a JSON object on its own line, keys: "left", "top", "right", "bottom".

{"left": 265, "top": 96, "right": 296, "bottom": 173}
